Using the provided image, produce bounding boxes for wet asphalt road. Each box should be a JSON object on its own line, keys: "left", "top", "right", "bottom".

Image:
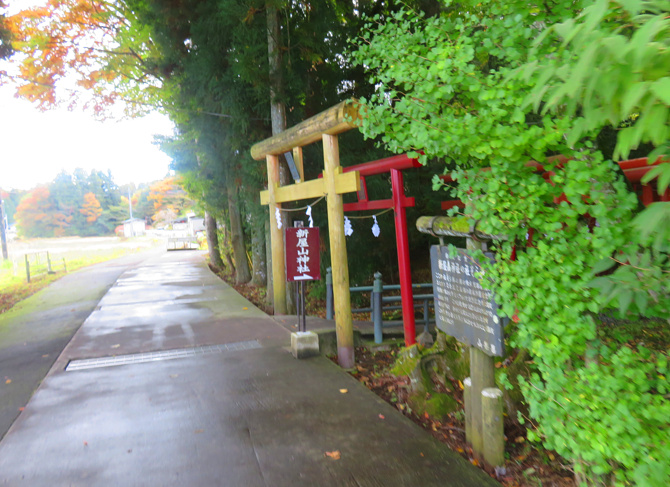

{"left": 0, "top": 248, "right": 165, "bottom": 440}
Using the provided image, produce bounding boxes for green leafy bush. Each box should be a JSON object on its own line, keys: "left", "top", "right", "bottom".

{"left": 351, "top": 0, "right": 669, "bottom": 484}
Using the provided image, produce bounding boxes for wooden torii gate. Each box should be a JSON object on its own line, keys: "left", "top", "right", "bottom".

{"left": 251, "top": 100, "right": 361, "bottom": 368}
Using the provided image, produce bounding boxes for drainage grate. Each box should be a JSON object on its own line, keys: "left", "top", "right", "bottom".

{"left": 65, "top": 341, "right": 262, "bottom": 372}
{"left": 96, "top": 296, "right": 220, "bottom": 310}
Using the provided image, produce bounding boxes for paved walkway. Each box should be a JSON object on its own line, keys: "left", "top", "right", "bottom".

{"left": 0, "top": 248, "right": 165, "bottom": 438}
{"left": 0, "top": 250, "right": 498, "bottom": 486}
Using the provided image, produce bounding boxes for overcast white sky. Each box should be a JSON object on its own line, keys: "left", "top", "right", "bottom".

{"left": 0, "top": 83, "right": 175, "bottom": 191}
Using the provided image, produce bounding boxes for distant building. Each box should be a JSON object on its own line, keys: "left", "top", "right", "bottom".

{"left": 172, "top": 217, "right": 189, "bottom": 232}
{"left": 188, "top": 216, "right": 205, "bottom": 235}
{"left": 6, "top": 225, "right": 17, "bottom": 241}
{"left": 173, "top": 214, "right": 205, "bottom": 236}
{"left": 123, "top": 218, "right": 146, "bottom": 237}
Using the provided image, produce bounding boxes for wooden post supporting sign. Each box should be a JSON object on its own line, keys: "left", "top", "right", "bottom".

{"left": 466, "top": 237, "right": 496, "bottom": 457}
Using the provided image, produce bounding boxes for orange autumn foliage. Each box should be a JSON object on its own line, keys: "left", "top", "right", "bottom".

{"left": 147, "top": 177, "right": 190, "bottom": 222}
{"left": 5, "top": 0, "right": 162, "bottom": 114}
{"left": 79, "top": 191, "right": 102, "bottom": 223}
{"left": 14, "top": 186, "right": 70, "bottom": 237}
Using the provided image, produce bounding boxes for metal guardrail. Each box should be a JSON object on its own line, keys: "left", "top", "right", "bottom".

{"left": 326, "top": 268, "right": 434, "bottom": 343}
{"left": 167, "top": 236, "right": 199, "bottom": 251}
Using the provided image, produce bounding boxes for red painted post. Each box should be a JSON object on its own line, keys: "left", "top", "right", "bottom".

{"left": 642, "top": 185, "right": 654, "bottom": 206}
{"left": 391, "top": 168, "right": 416, "bottom": 346}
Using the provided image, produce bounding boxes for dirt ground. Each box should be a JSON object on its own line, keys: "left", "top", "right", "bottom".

{"left": 343, "top": 347, "right": 576, "bottom": 487}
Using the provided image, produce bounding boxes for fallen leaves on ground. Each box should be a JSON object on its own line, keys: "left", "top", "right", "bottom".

{"left": 333, "top": 347, "right": 575, "bottom": 487}
{"left": 324, "top": 450, "right": 341, "bottom": 460}
{"left": 210, "top": 268, "right": 273, "bottom": 314}
{"left": 0, "top": 273, "right": 64, "bottom": 315}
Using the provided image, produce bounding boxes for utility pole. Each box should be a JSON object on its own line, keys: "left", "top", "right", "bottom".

{"left": 0, "top": 199, "right": 8, "bottom": 260}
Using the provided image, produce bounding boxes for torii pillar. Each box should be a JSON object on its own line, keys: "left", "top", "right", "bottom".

{"left": 251, "top": 100, "right": 361, "bottom": 368}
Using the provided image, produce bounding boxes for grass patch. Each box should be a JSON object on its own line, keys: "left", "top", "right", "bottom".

{"left": 0, "top": 237, "right": 162, "bottom": 314}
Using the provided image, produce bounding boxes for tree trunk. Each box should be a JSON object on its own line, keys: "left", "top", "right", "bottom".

{"left": 266, "top": 4, "right": 286, "bottom": 138}
{"left": 205, "top": 211, "right": 224, "bottom": 270}
{"left": 221, "top": 219, "right": 236, "bottom": 273}
{"left": 266, "top": 4, "right": 296, "bottom": 313}
{"left": 226, "top": 175, "right": 251, "bottom": 284}
{"left": 251, "top": 217, "right": 267, "bottom": 286}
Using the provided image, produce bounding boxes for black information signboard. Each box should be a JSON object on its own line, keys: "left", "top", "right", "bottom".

{"left": 430, "top": 245, "right": 504, "bottom": 357}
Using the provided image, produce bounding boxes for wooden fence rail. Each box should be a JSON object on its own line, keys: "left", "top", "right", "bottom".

{"left": 24, "top": 251, "right": 53, "bottom": 283}
{"left": 23, "top": 251, "right": 66, "bottom": 283}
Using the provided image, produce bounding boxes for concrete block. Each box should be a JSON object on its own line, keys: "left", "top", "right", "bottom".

{"left": 291, "top": 331, "right": 320, "bottom": 359}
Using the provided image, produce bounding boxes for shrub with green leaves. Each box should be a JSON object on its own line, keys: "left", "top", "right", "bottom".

{"left": 351, "top": 0, "right": 669, "bottom": 484}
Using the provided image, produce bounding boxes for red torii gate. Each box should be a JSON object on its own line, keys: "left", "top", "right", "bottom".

{"left": 619, "top": 157, "right": 670, "bottom": 205}
{"left": 337, "top": 153, "right": 423, "bottom": 347}
{"left": 439, "top": 156, "right": 670, "bottom": 211}
{"left": 338, "top": 154, "right": 668, "bottom": 348}
{"left": 361, "top": 154, "right": 670, "bottom": 347}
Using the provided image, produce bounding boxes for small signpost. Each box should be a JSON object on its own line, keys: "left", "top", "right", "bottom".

{"left": 285, "top": 225, "right": 320, "bottom": 333}
{"left": 417, "top": 216, "right": 506, "bottom": 468}
{"left": 430, "top": 246, "right": 504, "bottom": 357}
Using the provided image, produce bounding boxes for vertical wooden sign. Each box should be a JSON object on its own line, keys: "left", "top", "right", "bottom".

{"left": 285, "top": 227, "right": 321, "bottom": 282}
